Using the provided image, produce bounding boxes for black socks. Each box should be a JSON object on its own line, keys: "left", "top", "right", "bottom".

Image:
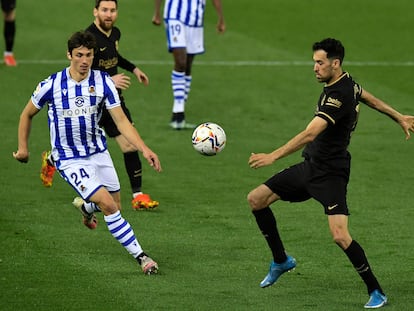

{"left": 253, "top": 207, "right": 287, "bottom": 263}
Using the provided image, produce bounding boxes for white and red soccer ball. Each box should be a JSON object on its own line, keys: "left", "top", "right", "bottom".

{"left": 191, "top": 122, "right": 226, "bottom": 156}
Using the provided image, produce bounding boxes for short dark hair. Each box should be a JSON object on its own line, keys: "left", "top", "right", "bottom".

{"left": 312, "top": 38, "right": 345, "bottom": 64}
{"left": 67, "top": 31, "right": 96, "bottom": 55}
{"left": 95, "top": 0, "right": 118, "bottom": 9}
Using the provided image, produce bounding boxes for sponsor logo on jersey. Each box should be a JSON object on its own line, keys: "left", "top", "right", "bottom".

{"left": 75, "top": 96, "right": 85, "bottom": 107}
{"left": 326, "top": 97, "right": 342, "bottom": 108}
{"left": 62, "top": 104, "right": 98, "bottom": 118}
{"left": 98, "top": 57, "right": 118, "bottom": 69}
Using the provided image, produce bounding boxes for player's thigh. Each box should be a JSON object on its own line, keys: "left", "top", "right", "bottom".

{"left": 185, "top": 26, "right": 204, "bottom": 54}
{"left": 165, "top": 19, "right": 186, "bottom": 51}
{"left": 58, "top": 152, "right": 120, "bottom": 200}
{"left": 58, "top": 157, "right": 103, "bottom": 200}
{"left": 309, "top": 174, "right": 349, "bottom": 215}
{"left": 247, "top": 184, "right": 279, "bottom": 210}
{"left": 264, "top": 162, "right": 310, "bottom": 202}
{"left": 95, "top": 151, "right": 120, "bottom": 193}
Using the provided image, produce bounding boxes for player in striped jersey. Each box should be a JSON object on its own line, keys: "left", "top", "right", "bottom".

{"left": 13, "top": 31, "right": 161, "bottom": 275}
{"left": 41, "top": 0, "right": 159, "bottom": 210}
{"left": 153, "top": 0, "right": 226, "bottom": 129}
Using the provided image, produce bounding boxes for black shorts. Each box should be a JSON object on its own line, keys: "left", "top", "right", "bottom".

{"left": 99, "top": 96, "right": 133, "bottom": 138}
{"left": 264, "top": 160, "right": 350, "bottom": 215}
{"left": 1, "top": 0, "right": 16, "bottom": 12}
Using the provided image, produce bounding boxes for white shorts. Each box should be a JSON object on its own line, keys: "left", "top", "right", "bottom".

{"left": 165, "top": 19, "right": 204, "bottom": 54}
{"left": 57, "top": 150, "right": 120, "bottom": 200}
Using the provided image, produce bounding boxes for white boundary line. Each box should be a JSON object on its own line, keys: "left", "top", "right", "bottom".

{"left": 11, "top": 60, "right": 414, "bottom": 67}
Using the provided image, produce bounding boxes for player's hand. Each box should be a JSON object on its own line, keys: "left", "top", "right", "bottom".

{"left": 152, "top": 14, "right": 161, "bottom": 26}
{"left": 142, "top": 148, "right": 162, "bottom": 172}
{"left": 399, "top": 115, "right": 414, "bottom": 140}
{"left": 217, "top": 20, "right": 226, "bottom": 34}
{"left": 248, "top": 152, "right": 274, "bottom": 169}
{"left": 111, "top": 73, "right": 131, "bottom": 90}
{"left": 133, "top": 68, "right": 149, "bottom": 86}
{"left": 13, "top": 150, "right": 29, "bottom": 163}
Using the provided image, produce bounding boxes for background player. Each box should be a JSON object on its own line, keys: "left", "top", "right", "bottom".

{"left": 153, "top": 0, "right": 225, "bottom": 130}
{"left": 1, "top": 0, "right": 16, "bottom": 66}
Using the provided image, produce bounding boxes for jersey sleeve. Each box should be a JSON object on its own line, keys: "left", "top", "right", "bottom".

{"left": 355, "top": 82, "right": 363, "bottom": 102}
{"left": 113, "top": 27, "right": 136, "bottom": 72}
{"left": 102, "top": 72, "right": 121, "bottom": 110}
{"left": 117, "top": 54, "right": 136, "bottom": 72}
{"left": 316, "top": 89, "right": 349, "bottom": 125}
{"left": 31, "top": 76, "right": 54, "bottom": 110}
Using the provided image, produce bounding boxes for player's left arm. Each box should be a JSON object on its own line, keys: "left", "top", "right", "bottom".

{"left": 108, "top": 106, "right": 161, "bottom": 172}
{"left": 360, "top": 88, "right": 414, "bottom": 140}
{"left": 152, "top": 0, "right": 163, "bottom": 25}
{"left": 132, "top": 66, "right": 149, "bottom": 85}
{"left": 13, "top": 100, "right": 41, "bottom": 163}
{"left": 211, "top": 0, "right": 226, "bottom": 33}
{"left": 118, "top": 54, "right": 149, "bottom": 86}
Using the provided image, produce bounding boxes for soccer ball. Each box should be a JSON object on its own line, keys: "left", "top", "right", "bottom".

{"left": 191, "top": 122, "right": 226, "bottom": 156}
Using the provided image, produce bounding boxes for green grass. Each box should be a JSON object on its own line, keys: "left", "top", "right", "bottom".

{"left": 1, "top": 0, "right": 414, "bottom": 310}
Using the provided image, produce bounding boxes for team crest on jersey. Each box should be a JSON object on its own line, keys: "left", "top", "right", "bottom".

{"left": 75, "top": 96, "right": 85, "bottom": 107}
{"left": 89, "top": 86, "right": 95, "bottom": 94}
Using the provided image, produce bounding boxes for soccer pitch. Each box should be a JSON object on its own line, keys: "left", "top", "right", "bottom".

{"left": 1, "top": 0, "right": 413, "bottom": 310}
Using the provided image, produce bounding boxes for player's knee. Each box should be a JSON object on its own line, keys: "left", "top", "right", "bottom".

{"left": 94, "top": 195, "right": 119, "bottom": 215}
{"left": 174, "top": 58, "right": 187, "bottom": 72}
{"left": 247, "top": 190, "right": 262, "bottom": 211}
{"left": 332, "top": 234, "right": 352, "bottom": 250}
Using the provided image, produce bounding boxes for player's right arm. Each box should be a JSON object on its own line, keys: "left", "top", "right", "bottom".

{"left": 249, "top": 116, "right": 327, "bottom": 169}
{"left": 13, "top": 99, "right": 41, "bottom": 163}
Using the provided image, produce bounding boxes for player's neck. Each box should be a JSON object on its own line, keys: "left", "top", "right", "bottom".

{"left": 94, "top": 21, "right": 112, "bottom": 37}
{"left": 69, "top": 67, "right": 89, "bottom": 83}
{"left": 327, "top": 71, "right": 345, "bottom": 86}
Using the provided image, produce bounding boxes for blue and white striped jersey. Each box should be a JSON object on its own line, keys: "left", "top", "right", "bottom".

{"left": 31, "top": 68, "right": 120, "bottom": 161}
{"left": 163, "top": 0, "right": 206, "bottom": 27}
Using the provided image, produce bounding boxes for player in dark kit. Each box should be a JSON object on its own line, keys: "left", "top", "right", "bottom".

{"left": 40, "top": 0, "right": 159, "bottom": 210}
{"left": 247, "top": 38, "right": 414, "bottom": 309}
{"left": 1, "top": 0, "right": 17, "bottom": 66}
{"left": 87, "top": 0, "right": 159, "bottom": 209}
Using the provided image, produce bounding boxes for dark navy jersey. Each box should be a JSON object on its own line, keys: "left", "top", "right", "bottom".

{"left": 85, "top": 23, "right": 136, "bottom": 77}
{"left": 302, "top": 72, "right": 363, "bottom": 169}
